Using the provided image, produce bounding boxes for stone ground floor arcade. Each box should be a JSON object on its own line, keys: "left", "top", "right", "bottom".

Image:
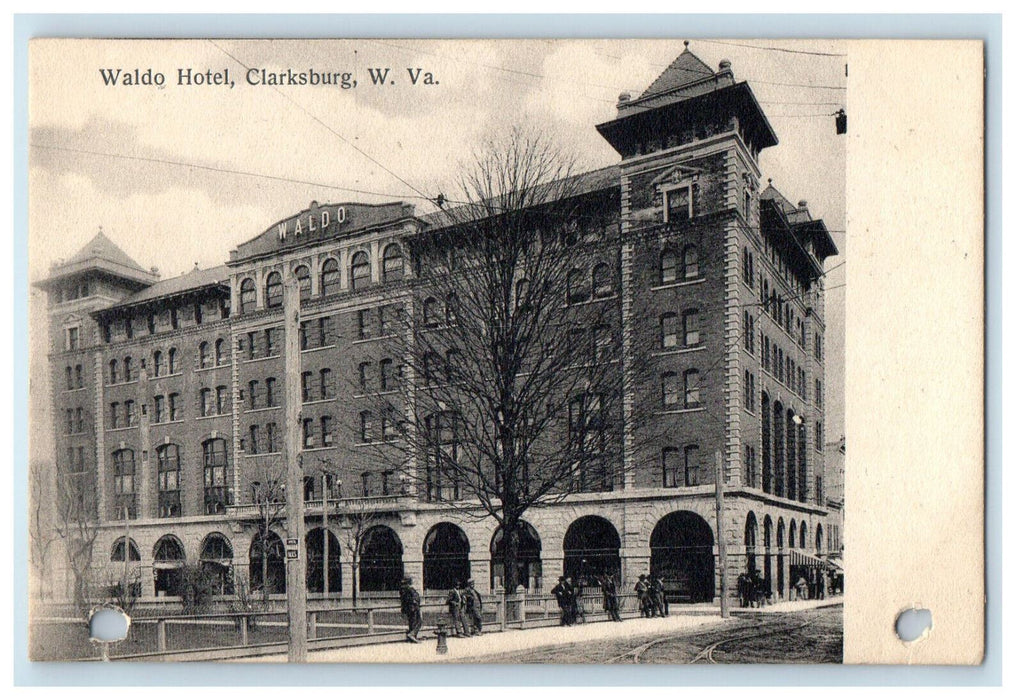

{"left": 77, "top": 489, "right": 834, "bottom": 608}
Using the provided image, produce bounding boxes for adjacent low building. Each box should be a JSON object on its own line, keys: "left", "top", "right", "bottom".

{"left": 37, "top": 46, "right": 839, "bottom": 607}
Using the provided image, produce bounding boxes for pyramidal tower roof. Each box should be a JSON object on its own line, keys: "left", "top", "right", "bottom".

{"left": 638, "top": 44, "right": 717, "bottom": 100}
{"left": 66, "top": 229, "right": 147, "bottom": 272}
{"left": 38, "top": 228, "right": 159, "bottom": 290}
{"left": 595, "top": 42, "right": 778, "bottom": 156}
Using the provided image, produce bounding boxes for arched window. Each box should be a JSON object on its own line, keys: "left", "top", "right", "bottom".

{"left": 683, "top": 246, "right": 699, "bottom": 280}
{"left": 214, "top": 338, "right": 226, "bottom": 365}
{"left": 382, "top": 244, "right": 404, "bottom": 282}
{"left": 109, "top": 359, "right": 119, "bottom": 384}
{"left": 320, "top": 368, "right": 333, "bottom": 400}
{"left": 154, "top": 536, "right": 186, "bottom": 596}
{"left": 423, "top": 351, "right": 442, "bottom": 385}
{"left": 800, "top": 521, "right": 808, "bottom": 549}
{"left": 156, "top": 444, "right": 181, "bottom": 518}
{"left": 592, "top": 262, "right": 613, "bottom": 298}
{"left": 662, "top": 371, "right": 678, "bottom": 407}
{"left": 152, "top": 350, "right": 163, "bottom": 377}
{"left": 265, "top": 272, "right": 283, "bottom": 308}
{"left": 660, "top": 249, "right": 678, "bottom": 285}
{"left": 320, "top": 258, "right": 340, "bottom": 297}
{"left": 295, "top": 265, "right": 311, "bottom": 302}
{"left": 111, "top": 537, "right": 141, "bottom": 562}
{"left": 200, "top": 533, "right": 234, "bottom": 595}
{"left": 202, "top": 439, "right": 227, "bottom": 514}
{"left": 683, "top": 369, "right": 701, "bottom": 408}
{"left": 744, "top": 513, "right": 758, "bottom": 574}
{"left": 660, "top": 313, "right": 677, "bottom": 349}
{"left": 422, "top": 297, "right": 441, "bottom": 328}
{"left": 168, "top": 347, "right": 178, "bottom": 374}
{"left": 239, "top": 278, "right": 256, "bottom": 313}
{"left": 357, "top": 362, "right": 371, "bottom": 392}
{"left": 350, "top": 251, "right": 370, "bottom": 290}
{"left": 198, "top": 341, "right": 210, "bottom": 369}
{"left": 123, "top": 357, "right": 134, "bottom": 382}
{"left": 567, "top": 268, "right": 587, "bottom": 304}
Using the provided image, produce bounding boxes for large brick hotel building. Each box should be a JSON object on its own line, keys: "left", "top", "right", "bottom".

{"left": 38, "top": 47, "right": 839, "bottom": 606}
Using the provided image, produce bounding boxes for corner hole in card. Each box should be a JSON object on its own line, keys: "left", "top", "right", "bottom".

{"left": 89, "top": 605, "right": 130, "bottom": 644}
{"left": 895, "top": 606, "right": 932, "bottom": 643}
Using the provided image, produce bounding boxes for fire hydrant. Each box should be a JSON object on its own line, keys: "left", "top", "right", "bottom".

{"left": 436, "top": 623, "right": 448, "bottom": 654}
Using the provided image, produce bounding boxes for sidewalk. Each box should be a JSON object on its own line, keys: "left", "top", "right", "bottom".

{"left": 238, "top": 596, "right": 841, "bottom": 664}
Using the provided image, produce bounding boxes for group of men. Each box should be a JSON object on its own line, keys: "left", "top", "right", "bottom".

{"left": 792, "top": 568, "right": 830, "bottom": 600}
{"left": 737, "top": 570, "right": 768, "bottom": 608}
{"left": 633, "top": 574, "right": 669, "bottom": 618}
{"left": 551, "top": 575, "right": 586, "bottom": 625}
{"left": 446, "top": 579, "right": 485, "bottom": 638}
{"left": 398, "top": 576, "right": 485, "bottom": 643}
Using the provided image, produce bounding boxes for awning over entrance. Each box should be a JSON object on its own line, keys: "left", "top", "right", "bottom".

{"left": 789, "top": 550, "right": 829, "bottom": 569}
{"left": 827, "top": 558, "right": 844, "bottom": 574}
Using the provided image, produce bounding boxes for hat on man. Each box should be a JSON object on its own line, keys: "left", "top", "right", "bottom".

{"left": 466, "top": 579, "right": 475, "bottom": 585}
{"left": 402, "top": 576, "right": 412, "bottom": 584}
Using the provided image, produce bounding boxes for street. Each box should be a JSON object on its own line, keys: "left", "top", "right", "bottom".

{"left": 459, "top": 604, "right": 843, "bottom": 664}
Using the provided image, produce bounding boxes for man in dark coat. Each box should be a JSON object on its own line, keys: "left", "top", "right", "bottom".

{"left": 635, "top": 574, "right": 651, "bottom": 617}
{"left": 399, "top": 576, "right": 422, "bottom": 643}
{"left": 447, "top": 582, "right": 470, "bottom": 637}
{"left": 599, "top": 574, "right": 622, "bottom": 622}
{"left": 552, "top": 576, "right": 572, "bottom": 626}
{"left": 463, "top": 579, "right": 484, "bottom": 635}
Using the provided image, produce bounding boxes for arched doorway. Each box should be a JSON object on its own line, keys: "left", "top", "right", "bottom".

{"left": 744, "top": 512, "right": 757, "bottom": 574}
{"left": 153, "top": 535, "right": 185, "bottom": 597}
{"left": 249, "top": 531, "right": 285, "bottom": 594}
{"left": 763, "top": 518, "right": 773, "bottom": 594}
{"left": 563, "top": 515, "right": 621, "bottom": 585}
{"left": 423, "top": 522, "right": 470, "bottom": 591}
{"left": 306, "top": 528, "right": 342, "bottom": 594}
{"left": 490, "top": 521, "right": 542, "bottom": 592}
{"left": 650, "top": 511, "right": 715, "bottom": 603}
{"left": 359, "top": 526, "right": 404, "bottom": 592}
{"left": 199, "top": 533, "right": 234, "bottom": 595}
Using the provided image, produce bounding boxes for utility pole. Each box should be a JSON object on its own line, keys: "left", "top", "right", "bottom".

{"left": 283, "top": 273, "right": 307, "bottom": 662}
{"left": 322, "top": 469, "right": 330, "bottom": 597}
{"left": 715, "top": 450, "right": 730, "bottom": 619}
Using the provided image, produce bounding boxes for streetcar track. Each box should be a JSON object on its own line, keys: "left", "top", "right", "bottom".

{"left": 606, "top": 607, "right": 832, "bottom": 665}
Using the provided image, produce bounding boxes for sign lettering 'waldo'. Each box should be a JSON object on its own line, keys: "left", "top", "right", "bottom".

{"left": 277, "top": 204, "right": 346, "bottom": 241}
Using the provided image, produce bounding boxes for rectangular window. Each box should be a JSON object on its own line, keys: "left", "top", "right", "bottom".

{"left": 249, "top": 425, "right": 261, "bottom": 454}
{"left": 303, "top": 418, "right": 314, "bottom": 448}
{"left": 744, "top": 444, "right": 757, "bottom": 487}
{"left": 169, "top": 394, "right": 179, "bottom": 421}
{"left": 661, "top": 314, "right": 677, "bottom": 349}
{"left": 361, "top": 472, "right": 372, "bottom": 498}
{"left": 66, "top": 327, "right": 80, "bottom": 351}
{"left": 265, "top": 377, "right": 277, "bottom": 407}
{"left": 682, "top": 310, "right": 700, "bottom": 347}
{"left": 357, "top": 309, "right": 372, "bottom": 339}
{"left": 216, "top": 386, "right": 227, "bottom": 414}
{"left": 265, "top": 327, "right": 279, "bottom": 356}
{"left": 815, "top": 378, "right": 822, "bottom": 407}
{"left": 814, "top": 332, "right": 823, "bottom": 362}
{"left": 110, "top": 402, "right": 120, "bottom": 429}
{"left": 321, "top": 415, "right": 334, "bottom": 446}
{"left": 65, "top": 409, "right": 74, "bottom": 434}
{"left": 743, "top": 312, "right": 755, "bottom": 352}
{"left": 318, "top": 316, "right": 335, "bottom": 346}
{"left": 301, "top": 372, "right": 311, "bottom": 403}
{"left": 683, "top": 445, "right": 699, "bottom": 486}
{"left": 744, "top": 370, "right": 755, "bottom": 412}
{"left": 124, "top": 400, "right": 136, "bottom": 427}
{"left": 815, "top": 421, "right": 824, "bottom": 451}
{"left": 154, "top": 395, "right": 166, "bottom": 423}
{"left": 266, "top": 423, "right": 278, "bottom": 453}
{"left": 662, "top": 448, "right": 679, "bottom": 488}
{"left": 665, "top": 185, "right": 693, "bottom": 222}
{"left": 382, "top": 471, "right": 394, "bottom": 496}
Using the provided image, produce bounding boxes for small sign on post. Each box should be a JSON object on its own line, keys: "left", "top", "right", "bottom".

{"left": 286, "top": 548, "right": 299, "bottom": 560}
{"left": 286, "top": 538, "right": 299, "bottom": 546}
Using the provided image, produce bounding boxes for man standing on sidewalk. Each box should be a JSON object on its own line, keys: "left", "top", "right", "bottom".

{"left": 447, "top": 582, "right": 471, "bottom": 637}
{"left": 399, "top": 576, "right": 423, "bottom": 643}
{"left": 464, "top": 579, "right": 484, "bottom": 635}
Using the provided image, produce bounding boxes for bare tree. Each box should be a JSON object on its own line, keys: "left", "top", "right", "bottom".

{"left": 29, "top": 462, "right": 59, "bottom": 601}
{"left": 53, "top": 472, "right": 100, "bottom": 616}
{"left": 247, "top": 456, "right": 288, "bottom": 605}
{"left": 365, "top": 128, "right": 657, "bottom": 593}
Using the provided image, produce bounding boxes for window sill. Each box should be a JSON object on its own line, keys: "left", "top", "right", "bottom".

{"left": 243, "top": 406, "right": 280, "bottom": 414}
{"left": 244, "top": 451, "right": 282, "bottom": 458}
{"left": 302, "top": 398, "right": 335, "bottom": 406}
{"left": 151, "top": 372, "right": 184, "bottom": 380}
{"left": 353, "top": 439, "right": 400, "bottom": 448}
{"left": 565, "top": 293, "right": 620, "bottom": 308}
{"left": 107, "top": 426, "right": 137, "bottom": 433}
{"left": 150, "top": 419, "right": 186, "bottom": 427}
{"left": 651, "top": 345, "right": 705, "bottom": 357}
{"left": 651, "top": 278, "right": 705, "bottom": 291}
{"left": 657, "top": 406, "right": 706, "bottom": 415}
{"left": 352, "top": 334, "right": 399, "bottom": 345}
{"left": 301, "top": 445, "right": 336, "bottom": 453}
{"left": 196, "top": 364, "right": 231, "bottom": 372}
{"left": 196, "top": 413, "right": 230, "bottom": 420}
{"left": 66, "top": 386, "right": 87, "bottom": 393}
{"left": 301, "top": 344, "right": 337, "bottom": 354}
{"left": 241, "top": 354, "right": 281, "bottom": 364}
{"left": 106, "top": 380, "right": 139, "bottom": 388}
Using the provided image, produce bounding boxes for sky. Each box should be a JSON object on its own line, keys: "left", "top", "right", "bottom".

{"left": 27, "top": 38, "right": 846, "bottom": 458}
